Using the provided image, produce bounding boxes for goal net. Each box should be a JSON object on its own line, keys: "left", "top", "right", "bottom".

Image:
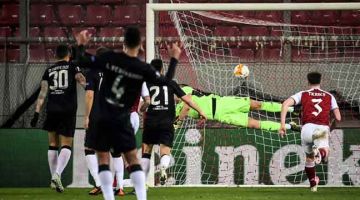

{"left": 150, "top": 2, "right": 360, "bottom": 186}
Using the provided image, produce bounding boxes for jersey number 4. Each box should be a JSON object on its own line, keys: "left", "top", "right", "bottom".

{"left": 311, "top": 98, "right": 323, "bottom": 116}
{"left": 49, "top": 70, "right": 68, "bottom": 90}
{"left": 150, "top": 86, "right": 168, "bottom": 105}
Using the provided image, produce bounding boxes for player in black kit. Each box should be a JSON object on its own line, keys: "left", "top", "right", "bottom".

{"left": 74, "top": 27, "right": 181, "bottom": 200}
{"left": 30, "top": 44, "right": 86, "bottom": 193}
{"left": 140, "top": 59, "right": 206, "bottom": 185}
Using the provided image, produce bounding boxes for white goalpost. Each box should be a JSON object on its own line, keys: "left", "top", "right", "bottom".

{"left": 145, "top": 2, "right": 360, "bottom": 187}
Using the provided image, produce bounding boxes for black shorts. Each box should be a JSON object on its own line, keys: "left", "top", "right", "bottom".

{"left": 43, "top": 113, "right": 76, "bottom": 137}
{"left": 87, "top": 113, "right": 136, "bottom": 155}
{"left": 84, "top": 129, "right": 93, "bottom": 148}
{"left": 142, "top": 124, "right": 174, "bottom": 147}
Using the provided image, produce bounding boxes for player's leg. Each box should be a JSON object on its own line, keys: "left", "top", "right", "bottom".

{"left": 312, "top": 126, "right": 330, "bottom": 164}
{"left": 112, "top": 153, "right": 125, "bottom": 196}
{"left": 84, "top": 128, "right": 101, "bottom": 194}
{"left": 48, "top": 131, "right": 59, "bottom": 189}
{"left": 130, "top": 111, "right": 140, "bottom": 134}
{"left": 97, "top": 151, "right": 115, "bottom": 200}
{"left": 141, "top": 143, "right": 153, "bottom": 180}
{"left": 124, "top": 149, "right": 146, "bottom": 200}
{"left": 302, "top": 124, "right": 320, "bottom": 192}
{"left": 85, "top": 147, "right": 101, "bottom": 195}
{"left": 250, "top": 99, "right": 294, "bottom": 113}
{"left": 159, "top": 144, "right": 171, "bottom": 185}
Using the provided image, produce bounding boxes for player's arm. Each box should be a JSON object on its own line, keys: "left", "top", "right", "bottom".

{"left": 75, "top": 72, "right": 86, "bottom": 88}
{"left": 139, "top": 82, "right": 150, "bottom": 112}
{"left": 332, "top": 108, "right": 341, "bottom": 122}
{"left": 144, "top": 43, "right": 181, "bottom": 84}
{"left": 178, "top": 98, "right": 191, "bottom": 121}
{"left": 279, "top": 97, "right": 296, "bottom": 137}
{"left": 84, "top": 90, "right": 94, "bottom": 129}
{"left": 180, "top": 95, "right": 207, "bottom": 120}
{"left": 30, "top": 80, "right": 48, "bottom": 127}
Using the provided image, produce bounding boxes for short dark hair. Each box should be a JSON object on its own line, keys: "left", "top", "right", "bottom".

{"left": 56, "top": 44, "right": 70, "bottom": 59}
{"left": 96, "top": 46, "right": 110, "bottom": 56}
{"left": 124, "top": 26, "right": 141, "bottom": 49}
{"left": 150, "top": 59, "right": 163, "bottom": 72}
{"left": 307, "top": 72, "right": 322, "bottom": 85}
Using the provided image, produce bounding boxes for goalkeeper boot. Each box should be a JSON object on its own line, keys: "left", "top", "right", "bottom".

{"left": 289, "top": 121, "right": 301, "bottom": 132}
{"left": 310, "top": 176, "right": 320, "bottom": 192}
{"left": 51, "top": 173, "right": 64, "bottom": 193}
{"left": 160, "top": 167, "right": 167, "bottom": 185}
{"left": 89, "top": 186, "right": 102, "bottom": 195}
{"left": 312, "top": 145, "right": 322, "bottom": 165}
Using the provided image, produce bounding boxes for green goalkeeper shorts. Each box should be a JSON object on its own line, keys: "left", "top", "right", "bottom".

{"left": 214, "top": 96, "right": 251, "bottom": 127}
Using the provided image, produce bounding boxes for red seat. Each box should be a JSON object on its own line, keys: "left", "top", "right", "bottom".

{"left": 309, "top": 11, "right": 338, "bottom": 26}
{"left": 159, "top": 26, "right": 178, "bottom": 37}
{"left": 85, "top": 5, "right": 112, "bottom": 26}
{"left": 97, "top": 0, "right": 123, "bottom": 3}
{"left": 113, "top": 6, "right": 142, "bottom": 25}
{"left": 241, "top": 27, "right": 268, "bottom": 36}
{"left": 2, "top": 49, "right": 20, "bottom": 62}
{"left": 0, "top": 4, "right": 19, "bottom": 25}
{"left": 58, "top": 5, "right": 83, "bottom": 25}
{"left": 339, "top": 11, "right": 360, "bottom": 26}
{"left": 256, "top": 48, "right": 283, "bottom": 62}
{"left": 291, "top": 11, "right": 309, "bottom": 24}
{"left": 72, "top": 27, "right": 97, "bottom": 37}
{"left": 231, "top": 48, "right": 254, "bottom": 62}
{"left": 255, "top": 11, "right": 282, "bottom": 22}
{"left": 99, "top": 27, "right": 124, "bottom": 37}
{"left": 0, "top": 27, "right": 12, "bottom": 37}
{"left": 291, "top": 48, "right": 311, "bottom": 62}
{"left": 214, "top": 26, "right": 239, "bottom": 36}
{"left": 328, "top": 27, "right": 353, "bottom": 35}
{"left": 29, "top": 45, "right": 55, "bottom": 62}
{"left": 14, "top": 27, "right": 41, "bottom": 37}
{"left": 159, "top": 12, "right": 172, "bottom": 25}
{"left": 30, "top": 4, "right": 56, "bottom": 25}
{"left": 126, "top": 0, "right": 147, "bottom": 4}
{"left": 44, "top": 27, "right": 69, "bottom": 37}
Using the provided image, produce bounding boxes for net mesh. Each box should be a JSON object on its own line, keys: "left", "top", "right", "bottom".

{"left": 154, "top": 4, "right": 360, "bottom": 186}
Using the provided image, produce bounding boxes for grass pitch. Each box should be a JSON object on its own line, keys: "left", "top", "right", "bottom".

{"left": 0, "top": 187, "right": 359, "bottom": 200}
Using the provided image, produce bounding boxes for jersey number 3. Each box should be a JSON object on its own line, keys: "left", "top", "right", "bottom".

{"left": 311, "top": 98, "right": 323, "bottom": 116}
{"left": 49, "top": 70, "right": 68, "bottom": 90}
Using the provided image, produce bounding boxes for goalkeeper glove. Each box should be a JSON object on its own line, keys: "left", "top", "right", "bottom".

{"left": 30, "top": 112, "right": 39, "bottom": 127}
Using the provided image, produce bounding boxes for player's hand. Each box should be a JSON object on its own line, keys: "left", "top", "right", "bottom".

{"left": 84, "top": 117, "right": 89, "bottom": 130}
{"left": 167, "top": 42, "right": 182, "bottom": 60}
{"left": 279, "top": 124, "right": 287, "bottom": 138}
{"left": 30, "top": 112, "right": 39, "bottom": 127}
{"left": 199, "top": 112, "right": 207, "bottom": 121}
{"left": 76, "top": 30, "right": 92, "bottom": 46}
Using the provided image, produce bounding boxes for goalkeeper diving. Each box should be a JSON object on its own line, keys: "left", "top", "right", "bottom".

{"left": 176, "top": 86, "right": 298, "bottom": 131}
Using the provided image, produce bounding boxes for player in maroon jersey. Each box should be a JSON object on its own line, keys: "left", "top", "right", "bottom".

{"left": 279, "top": 72, "right": 341, "bottom": 192}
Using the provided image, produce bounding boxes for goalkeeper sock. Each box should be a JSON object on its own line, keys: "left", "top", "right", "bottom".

{"left": 55, "top": 146, "right": 71, "bottom": 176}
{"left": 99, "top": 165, "right": 115, "bottom": 200}
{"left": 85, "top": 150, "right": 101, "bottom": 187}
{"left": 259, "top": 121, "right": 282, "bottom": 131}
{"left": 160, "top": 154, "right": 171, "bottom": 170}
{"left": 141, "top": 153, "right": 151, "bottom": 179}
{"left": 261, "top": 102, "right": 282, "bottom": 112}
{"left": 48, "top": 146, "right": 58, "bottom": 176}
{"left": 305, "top": 161, "right": 317, "bottom": 187}
{"left": 129, "top": 164, "right": 147, "bottom": 200}
{"left": 261, "top": 102, "right": 294, "bottom": 113}
{"left": 113, "top": 156, "right": 124, "bottom": 189}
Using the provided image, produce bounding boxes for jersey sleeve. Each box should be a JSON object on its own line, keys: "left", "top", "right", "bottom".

{"left": 330, "top": 95, "right": 339, "bottom": 110}
{"left": 41, "top": 69, "right": 48, "bottom": 81}
{"left": 291, "top": 91, "right": 303, "bottom": 105}
{"left": 141, "top": 82, "right": 150, "bottom": 97}
{"left": 182, "top": 86, "right": 194, "bottom": 95}
{"left": 169, "top": 81, "right": 186, "bottom": 98}
{"left": 85, "top": 71, "right": 95, "bottom": 91}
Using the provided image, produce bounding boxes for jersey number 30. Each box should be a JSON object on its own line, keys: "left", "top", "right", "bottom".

{"left": 49, "top": 70, "right": 68, "bottom": 90}
{"left": 311, "top": 98, "right": 323, "bottom": 116}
